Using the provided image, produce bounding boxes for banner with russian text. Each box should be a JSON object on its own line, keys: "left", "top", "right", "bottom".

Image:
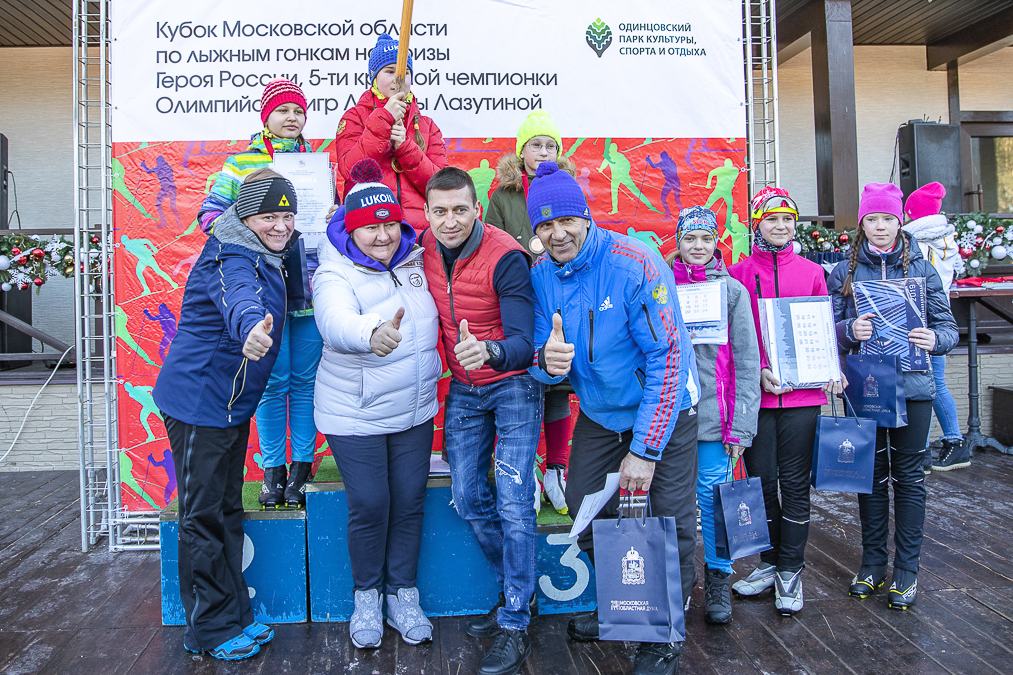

{"left": 110, "top": 0, "right": 748, "bottom": 511}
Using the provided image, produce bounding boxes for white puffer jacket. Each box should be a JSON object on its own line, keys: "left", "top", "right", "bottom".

{"left": 902, "top": 213, "right": 965, "bottom": 296}
{"left": 312, "top": 237, "right": 441, "bottom": 436}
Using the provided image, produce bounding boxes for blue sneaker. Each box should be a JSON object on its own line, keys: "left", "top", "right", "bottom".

{"left": 243, "top": 621, "right": 275, "bottom": 645}
{"left": 185, "top": 633, "right": 260, "bottom": 660}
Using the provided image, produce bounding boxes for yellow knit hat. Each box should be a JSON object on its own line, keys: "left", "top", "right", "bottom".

{"left": 516, "top": 110, "right": 563, "bottom": 158}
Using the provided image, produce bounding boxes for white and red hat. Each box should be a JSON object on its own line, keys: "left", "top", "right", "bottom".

{"left": 343, "top": 159, "right": 402, "bottom": 232}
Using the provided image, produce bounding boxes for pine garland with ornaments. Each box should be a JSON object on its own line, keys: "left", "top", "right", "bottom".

{"left": 0, "top": 233, "right": 102, "bottom": 293}
{"left": 793, "top": 220, "right": 857, "bottom": 256}
{"left": 951, "top": 213, "right": 1012, "bottom": 277}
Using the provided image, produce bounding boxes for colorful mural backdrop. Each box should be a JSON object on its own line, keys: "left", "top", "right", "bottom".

{"left": 110, "top": 0, "right": 748, "bottom": 511}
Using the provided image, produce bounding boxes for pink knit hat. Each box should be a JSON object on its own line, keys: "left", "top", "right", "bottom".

{"left": 858, "top": 183, "right": 904, "bottom": 222}
{"left": 904, "top": 182, "right": 946, "bottom": 221}
{"left": 260, "top": 79, "right": 308, "bottom": 126}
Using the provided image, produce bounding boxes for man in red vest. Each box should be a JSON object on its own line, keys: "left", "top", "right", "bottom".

{"left": 419, "top": 167, "right": 541, "bottom": 675}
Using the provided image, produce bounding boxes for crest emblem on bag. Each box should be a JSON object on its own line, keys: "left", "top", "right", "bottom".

{"left": 863, "top": 374, "right": 879, "bottom": 398}
{"left": 838, "top": 439, "right": 856, "bottom": 464}
{"left": 737, "top": 501, "right": 752, "bottom": 527}
{"left": 621, "top": 546, "right": 646, "bottom": 585}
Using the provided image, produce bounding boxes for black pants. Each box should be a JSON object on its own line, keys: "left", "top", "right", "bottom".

{"left": 745, "top": 406, "right": 819, "bottom": 573}
{"left": 859, "top": 399, "right": 931, "bottom": 572}
{"left": 326, "top": 420, "right": 434, "bottom": 592}
{"left": 565, "top": 408, "right": 699, "bottom": 605}
{"left": 164, "top": 415, "right": 253, "bottom": 651}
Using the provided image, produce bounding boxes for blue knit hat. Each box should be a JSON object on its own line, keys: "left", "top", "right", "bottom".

{"left": 676, "top": 206, "right": 719, "bottom": 242}
{"left": 368, "top": 33, "right": 413, "bottom": 84}
{"left": 526, "top": 162, "right": 591, "bottom": 232}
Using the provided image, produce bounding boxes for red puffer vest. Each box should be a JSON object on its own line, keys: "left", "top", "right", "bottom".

{"left": 421, "top": 222, "right": 527, "bottom": 386}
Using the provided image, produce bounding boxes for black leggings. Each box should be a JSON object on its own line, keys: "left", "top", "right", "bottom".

{"left": 858, "top": 399, "right": 931, "bottom": 572}
{"left": 744, "top": 406, "right": 820, "bottom": 573}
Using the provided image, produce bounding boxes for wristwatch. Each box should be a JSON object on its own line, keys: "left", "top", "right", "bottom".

{"left": 484, "top": 340, "right": 502, "bottom": 362}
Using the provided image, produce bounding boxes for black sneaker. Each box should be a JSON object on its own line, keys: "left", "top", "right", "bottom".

{"left": 477, "top": 628, "right": 530, "bottom": 675}
{"left": 466, "top": 592, "right": 539, "bottom": 638}
{"left": 258, "top": 465, "right": 287, "bottom": 509}
{"left": 566, "top": 609, "right": 599, "bottom": 642}
{"left": 888, "top": 568, "right": 917, "bottom": 610}
{"left": 704, "top": 566, "right": 733, "bottom": 624}
{"left": 849, "top": 564, "right": 887, "bottom": 598}
{"left": 284, "top": 461, "right": 313, "bottom": 508}
{"left": 932, "top": 439, "right": 970, "bottom": 472}
{"left": 633, "top": 642, "right": 680, "bottom": 675}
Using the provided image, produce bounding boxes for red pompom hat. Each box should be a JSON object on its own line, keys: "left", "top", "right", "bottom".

{"left": 260, "top": 79, "right": 308, "bottom": 126}
{"left": 344, "top": 159, "right": 403, "bottom": 232}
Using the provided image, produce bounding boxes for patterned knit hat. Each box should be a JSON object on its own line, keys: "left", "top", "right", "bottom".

{"left": 368, "top": 33, "right": 413, "bottom": 85}
{"left": 344, "top": 159, "right": 402, "bottom": 232}
{"left": 749, "top": 186, "right": 798, "bottom": 230}
{"left": 260, "top": 79, "right": 307, "bottom": 126}
{"left": 516, "top": 110, "right": 563, "bottom": 158}
{"left": 236, "top": 176, "right": 298, "bottom": 220}
{"left": 676, "top": 206, "right": 719, "bottom": 241}
{"left": 526, "top": 161, "right": 591, "bottom": 231}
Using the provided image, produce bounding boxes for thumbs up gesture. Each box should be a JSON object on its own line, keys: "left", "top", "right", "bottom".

{"left": 454, "top": 319, "right": 490, "bottom": 372}
{"left": 544, "top": 313, "right": 574, "bottom": 376}
{"left": 370, "top": 307, "right": 405, "bottom": 357}
{"left": 243, "top": 313, "right": 275, "bottom": 361}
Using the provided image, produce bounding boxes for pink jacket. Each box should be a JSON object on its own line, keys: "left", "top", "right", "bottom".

{"left": 728, "top": 247, "right": 830, "bottom": 409}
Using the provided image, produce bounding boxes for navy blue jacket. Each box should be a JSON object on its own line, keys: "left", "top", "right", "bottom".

{"left": 153, "top": 233, "right": 287, "bottom": 427}
{"left": 827, "top": 233, "right": 958, "bottom": 401}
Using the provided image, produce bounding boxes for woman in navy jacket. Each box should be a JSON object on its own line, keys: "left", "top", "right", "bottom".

{"left": 153, "top": 169, "right": 297, "bottom": 661}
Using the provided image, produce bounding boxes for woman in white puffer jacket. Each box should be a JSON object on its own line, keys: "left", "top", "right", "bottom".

{"left": 312, "top": 159, "right": 440, "bottom": 650}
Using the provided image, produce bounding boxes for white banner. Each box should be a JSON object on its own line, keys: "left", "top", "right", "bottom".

{"left": 110, "top": 0, "right": 745, "bottom": 142}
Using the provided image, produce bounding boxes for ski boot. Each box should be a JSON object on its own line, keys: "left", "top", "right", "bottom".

{"left": 284, "top": 461, "right": 313, "bottom": 508}
{"left": 258, "top": 465, "right": 287, "bottom": 509}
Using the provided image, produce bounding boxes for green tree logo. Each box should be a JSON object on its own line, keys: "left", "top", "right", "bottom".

{"left": 586, "top": 18, "right": 612, "bottom": 58}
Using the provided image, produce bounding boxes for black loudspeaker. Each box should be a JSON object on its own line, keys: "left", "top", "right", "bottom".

{"left": 0, "top": 287, "right": 32, "bottom": 371}
{"left": 0, "top": 133, "right": 7, "bottom": 226}
{"left": 898, "top": 121, "right": 962, "bottom": 214}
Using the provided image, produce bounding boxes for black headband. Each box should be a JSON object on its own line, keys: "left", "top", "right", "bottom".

{"left": 236, "top": 177, "right": 298, "bottom": 220}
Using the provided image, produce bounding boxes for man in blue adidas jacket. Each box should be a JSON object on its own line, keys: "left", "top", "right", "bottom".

{"left": 526, "top": 162, "right": 699, "bottom": 675}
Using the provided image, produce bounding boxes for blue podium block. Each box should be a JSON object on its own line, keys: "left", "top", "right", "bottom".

{"left": 535, "top": 526, "right": 597, "bottom": 615}
{"left": 307, "top": 478, "right": 501, "bottom": 621}
{"left": 160, "top": 509, "right": 308, "bottom": 626}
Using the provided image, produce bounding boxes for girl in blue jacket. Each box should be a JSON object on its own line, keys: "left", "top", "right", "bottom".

{"left": 827, "top": 183, "right": 958, "bottom": 610}
{"left": 154, "top": 170, "right": 298, "bottom": 660}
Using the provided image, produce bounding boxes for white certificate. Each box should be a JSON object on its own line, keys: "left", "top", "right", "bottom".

{"left": 271, "top": 152, "right": 334, "bottom": 250}
{"left": 789, "top": 301, "right": 840, "bottom": 384}
{"left": 569, "top": 472, "right": 621, "bottom": 538}
{"left": 675, "top": 281, "right": 724, "bottom": 324}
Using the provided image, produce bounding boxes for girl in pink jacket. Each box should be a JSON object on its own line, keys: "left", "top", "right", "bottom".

{"left": 728, "top": 187, "right": 842, "bottom": 616}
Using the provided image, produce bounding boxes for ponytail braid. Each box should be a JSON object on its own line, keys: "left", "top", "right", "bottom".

{"left": 900, "top": 231, "right": 911, "bottom": 278}
{"left": 413, "top": 111, "right": 426, "bottom": 150}
{"left": 841, "top": 228, "right": 866, "bottom": 297}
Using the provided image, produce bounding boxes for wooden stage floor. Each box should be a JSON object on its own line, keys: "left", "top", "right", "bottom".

{"left": 3, "top": 450, "right": 1013, "bottom": 675}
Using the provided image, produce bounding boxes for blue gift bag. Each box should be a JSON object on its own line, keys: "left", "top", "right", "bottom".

{"left": 593, "top": 495, "right": 685, "bottom": 643}
{"left": 811, "top": 392, "right": 877, "bottom": 494}
{"left": 714, "top": 458, "right": 772, "bottom": 560}
{"left": 844, "top": 354, "right": 907, "bottom": 428}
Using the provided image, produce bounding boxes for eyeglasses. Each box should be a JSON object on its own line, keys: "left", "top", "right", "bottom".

{"left": 526, "top": 141, "right": 558, "bottom": 154}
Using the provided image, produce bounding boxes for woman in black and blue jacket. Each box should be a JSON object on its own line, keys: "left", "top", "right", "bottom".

{"left": 153, "top": 169, "right": 298, "bottom": 660}
{"left": 827, "top": 183, "right": 957, "bottom": 611}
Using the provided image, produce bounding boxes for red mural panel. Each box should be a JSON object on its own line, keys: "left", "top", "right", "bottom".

{"left": 113, "top": 135, "right": 747, "bottom": 511}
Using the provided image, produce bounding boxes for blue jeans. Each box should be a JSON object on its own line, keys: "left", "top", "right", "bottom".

{"left": 256, "top": 313, "right": 323, "bottom": 468}
{"left": 697, "top": 441, "right": 734, "bottom": 574}
{"left": 444, "top": 373, "right": 543, "bottom": 631}
{"left": 930, "top": 355, "right": 963, "bottom": 442}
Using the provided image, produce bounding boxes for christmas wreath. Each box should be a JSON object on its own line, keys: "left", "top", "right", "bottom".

{"left": 950, "top": 213, "right": 1012, "bottom": 277}
{"left": 0, "top": 233, "right": 103, "bottom": 292}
